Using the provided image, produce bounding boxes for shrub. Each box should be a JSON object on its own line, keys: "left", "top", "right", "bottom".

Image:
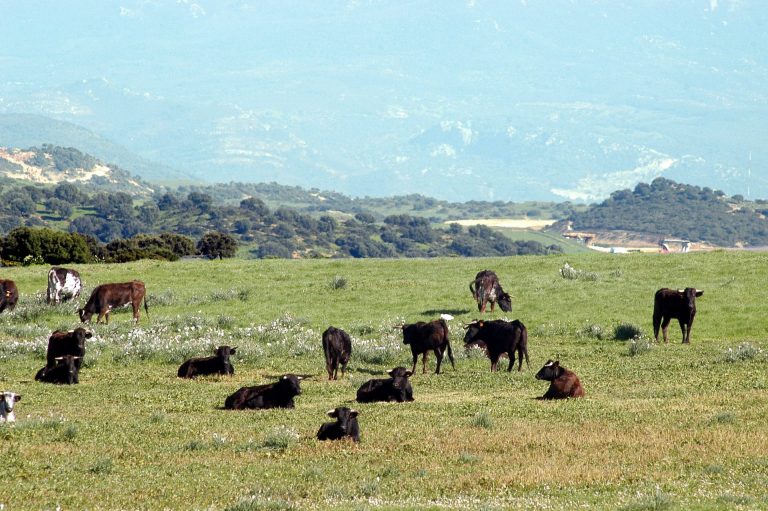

{"left": 628, "top": 336, "right": 653, "bottom": 357}
{"left": 724, "top": 343, "right": 763, "bottom": 362}
{"left": 262, "top": 425, "right": 299, "bottom": 450}
{"left": 330, "top": 275, "right": 347, "bottom": 290}
{"left": 614, "top": 323, "right": 643, "bottom": 340}
{"left": 559, "top": 262, "right": 599, "bottom": 281}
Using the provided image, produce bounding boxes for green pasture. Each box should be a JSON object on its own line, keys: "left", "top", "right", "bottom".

{"left": 0, "top": 252, "right": 766, "bottom": 510}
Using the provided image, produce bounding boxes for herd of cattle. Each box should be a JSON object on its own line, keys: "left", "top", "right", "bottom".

{"left": 1, "top": 267, "right": 704, "bottom": 442}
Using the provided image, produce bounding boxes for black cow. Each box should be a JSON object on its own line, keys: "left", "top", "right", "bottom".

{"left": 47, "top": 267, "right": 82, "bottom": 304}
{"left": 356, "top": 367, "right": 414, "bottom": 403}
{"left": 398, "top": 319, "right": 455, "bottom": 374}
{"left": 35, "top": 355, "right": 81, "bottom": 385}
{"left": 463, "top": 319, "right": 530, "bottom": 372}
{"left": 79, "top": 280, "right": 148, "bottom": 324}
{"left": 653, "top": 288, "right": 703, "bottom": 344}
{"left": 317, "top": 407, "right": 360, "bottom": 443}
{"left": 469, "top": 270, "right": 512, "bottom": 313}
{"left": 322, "top": 326, "right": 352, "bottom": 380}
{"left": 178, "top": 346, "right": 236, "bottom": 378}
{"left": 0, "top": 279, "right": 19, "bottom": 313}
{"left": 224, "top": 375, "right": 302, "bottom": 410}
{"left": 535, "top": 360, "right": 585, "bottom": 399}
{"left": 45, "top": 327, "right": 91, "bottom": 372}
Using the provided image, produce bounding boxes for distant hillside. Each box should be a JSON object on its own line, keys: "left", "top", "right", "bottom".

{"left": 0, "top": 114, "right": 198, "bottom": 184}
{"left": 0, "top": 144, "right": 155, "bottom": 196}
{"left": 568, "top": 178, "right": 768, "bottom": 247}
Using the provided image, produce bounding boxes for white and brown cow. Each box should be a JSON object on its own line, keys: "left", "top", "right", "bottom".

{"left": 47, "top": 267, "right": 82, "bottom": 304}
{"left": 1, "top": 391, "right": 21, "bottom": 423}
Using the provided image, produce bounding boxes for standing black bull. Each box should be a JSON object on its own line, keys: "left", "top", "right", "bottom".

{"left": 469, "top": 270, "right": 512, "bottom": 313}
{"left": 463, "top": 319, "right": 529, "bottom": 372}
{"left": 653, "top": 288, "right": 703, "bottom": 344}
{"left": 397, "top": 319, "right": 455, "bottom": 374}
{"left": 321, "top": 326, "right": 352, "bottom": 380}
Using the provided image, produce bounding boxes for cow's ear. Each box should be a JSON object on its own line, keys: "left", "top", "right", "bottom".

{"left": 14, "top": 395, "right": 21, "bottom": 402}
{"left": 553, "top": 361, "right": 560, "bottom": 367}
{"left": 85, "top": 332, "right": 93, "bottom": 338}
{"left": 695, "top": 290, "right": 703, "bottom": 297}
{"left": 350, "top": 409, "right": 359, "bottom": 417}
{"left": 387, "top": 369, "right": 394, "bottom": 376}
{"left": 327, "top": 409, "right": 337, "bottom": 418}
{"left": 230, "top": 347, "right": 237, "bottom": 354}
{"left": 405, "top": 371, "right": 413, "bottom": 377}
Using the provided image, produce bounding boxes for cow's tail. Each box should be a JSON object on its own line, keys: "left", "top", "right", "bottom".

{"left": 469, "top": 281, "right": 476, "bottom": 297}
{"left": 144, "top": 295, "right": 149, "bottom": 318}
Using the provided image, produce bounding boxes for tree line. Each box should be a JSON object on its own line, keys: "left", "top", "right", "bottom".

{"left": 568, "top": 178, "right": 768, "bottom": 247}
{"left": 0, "top": 182, "right": 561, "bottom": 263}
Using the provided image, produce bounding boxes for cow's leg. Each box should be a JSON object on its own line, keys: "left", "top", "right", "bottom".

{"left": 480, "top": 299, "right": 487, "bottom": 313}
{"left": 490, "top": 301, "right": 495, "bottom": 312}
{"left": 411, "top": 353, "right": 419, "bottom": 375}
{"left": 490, "top": 353, "right": 500, "bottom": 372}
{"left": 421, "top": 352, "right": 429, "bottom": 374}
{"left": 660, "top": 317, "right": 671, "bottom": 343}
{"left": 434, "top": 348, "right": 443, "bottom": 374}
{"left": 652, "top": 312, "right": 662, "bottom": 342}
{"left": 507, "top": 352, "right": 516, "bottom": 372}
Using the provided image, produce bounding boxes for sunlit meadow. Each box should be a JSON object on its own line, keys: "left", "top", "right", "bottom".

{"left": 0, "top": 252, "right": 766, "bottom": 510}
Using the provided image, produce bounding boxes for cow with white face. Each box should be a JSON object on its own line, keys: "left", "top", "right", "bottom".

{"left": 47, "top": 267, "right": 82, "bottom": 305}
{"left": 1, "top": 391, "right": 21, "bottom": 423}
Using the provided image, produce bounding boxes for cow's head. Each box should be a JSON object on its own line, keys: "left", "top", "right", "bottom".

{"left": 279, "top": 374, "right": 302, "bottom": 395}
{"left": 679, "top": 288, "right": 703, "bottom": 305}
{"left": 215, "top": 346, "right": 236, "bottom": 358}
{"left": 1, "top": 392, "right": 21, "bottom": 411}
{"left": 78, "top": 308, "right": 93, "bottom": 323}
{"left": 535, "top": 360, "right": 563, "bottom": 381}
{"left": 497, "top": 291, "right": 513, "bottom": 312}
{"left": 387, "top": 367, "right": 412, "bottom": 379}
{"left": 74, "top": 327, "right": 93, "bottom": 347}
{"left": 462, "top": 320, "right": 485, "bottom": 344}
{"left": 327, "top": 407, "right": 359, "bottom": 434}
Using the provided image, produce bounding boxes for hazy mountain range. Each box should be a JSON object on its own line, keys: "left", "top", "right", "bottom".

{"left": 1, "top": 0, "right": 766, "bottom": 202}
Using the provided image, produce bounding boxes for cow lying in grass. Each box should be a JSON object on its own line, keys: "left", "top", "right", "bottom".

{"left": 35, "top": 355, "right": 82, "bottom": 385}
{"left": 1, "top": 391, "right": 21, "bottom": 423}
{"left": 535, "top": 360, "right": 585, "bottom": 399}
{"left": 178, "top": 346, "right": 236, "bottom": 378}
{"left": 317, "top": 407, "right": 360, "bottom": 443}
{"left": 356, "top": 367, "right": 414, "bottom": 403}
{"left": 224, "top": 375, "right": 302, "bottom": 410}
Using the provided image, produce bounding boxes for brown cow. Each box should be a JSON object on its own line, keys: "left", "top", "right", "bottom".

{"left": 535, "top": 360, "right": 585, "bottom": 399}
{"left": 397, "top": 319, "right": 455, "bottom": 374}
{"left": 78, "top": 281, "right": 148, "bottom": 324}
{"left": 0, "top": 279, "right": 19, "bottom": 313}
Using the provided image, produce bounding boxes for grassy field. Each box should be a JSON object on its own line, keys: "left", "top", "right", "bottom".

{"left": 0, "top": 252, "right": 766, "bottom": 510}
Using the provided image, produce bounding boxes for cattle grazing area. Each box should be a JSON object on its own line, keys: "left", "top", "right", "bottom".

{"left": 0, "top": 254, "right": 766, "bottom": 510}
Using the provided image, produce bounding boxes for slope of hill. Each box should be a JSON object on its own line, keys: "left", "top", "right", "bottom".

{"left": 567, "top": 178, "right": 768, "bottom": 247}
{"left": 0, "top": 114, "right": 198, "bottom": 184}
{"left": 0, "top": 144, "right": 155, "bottom": 196}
